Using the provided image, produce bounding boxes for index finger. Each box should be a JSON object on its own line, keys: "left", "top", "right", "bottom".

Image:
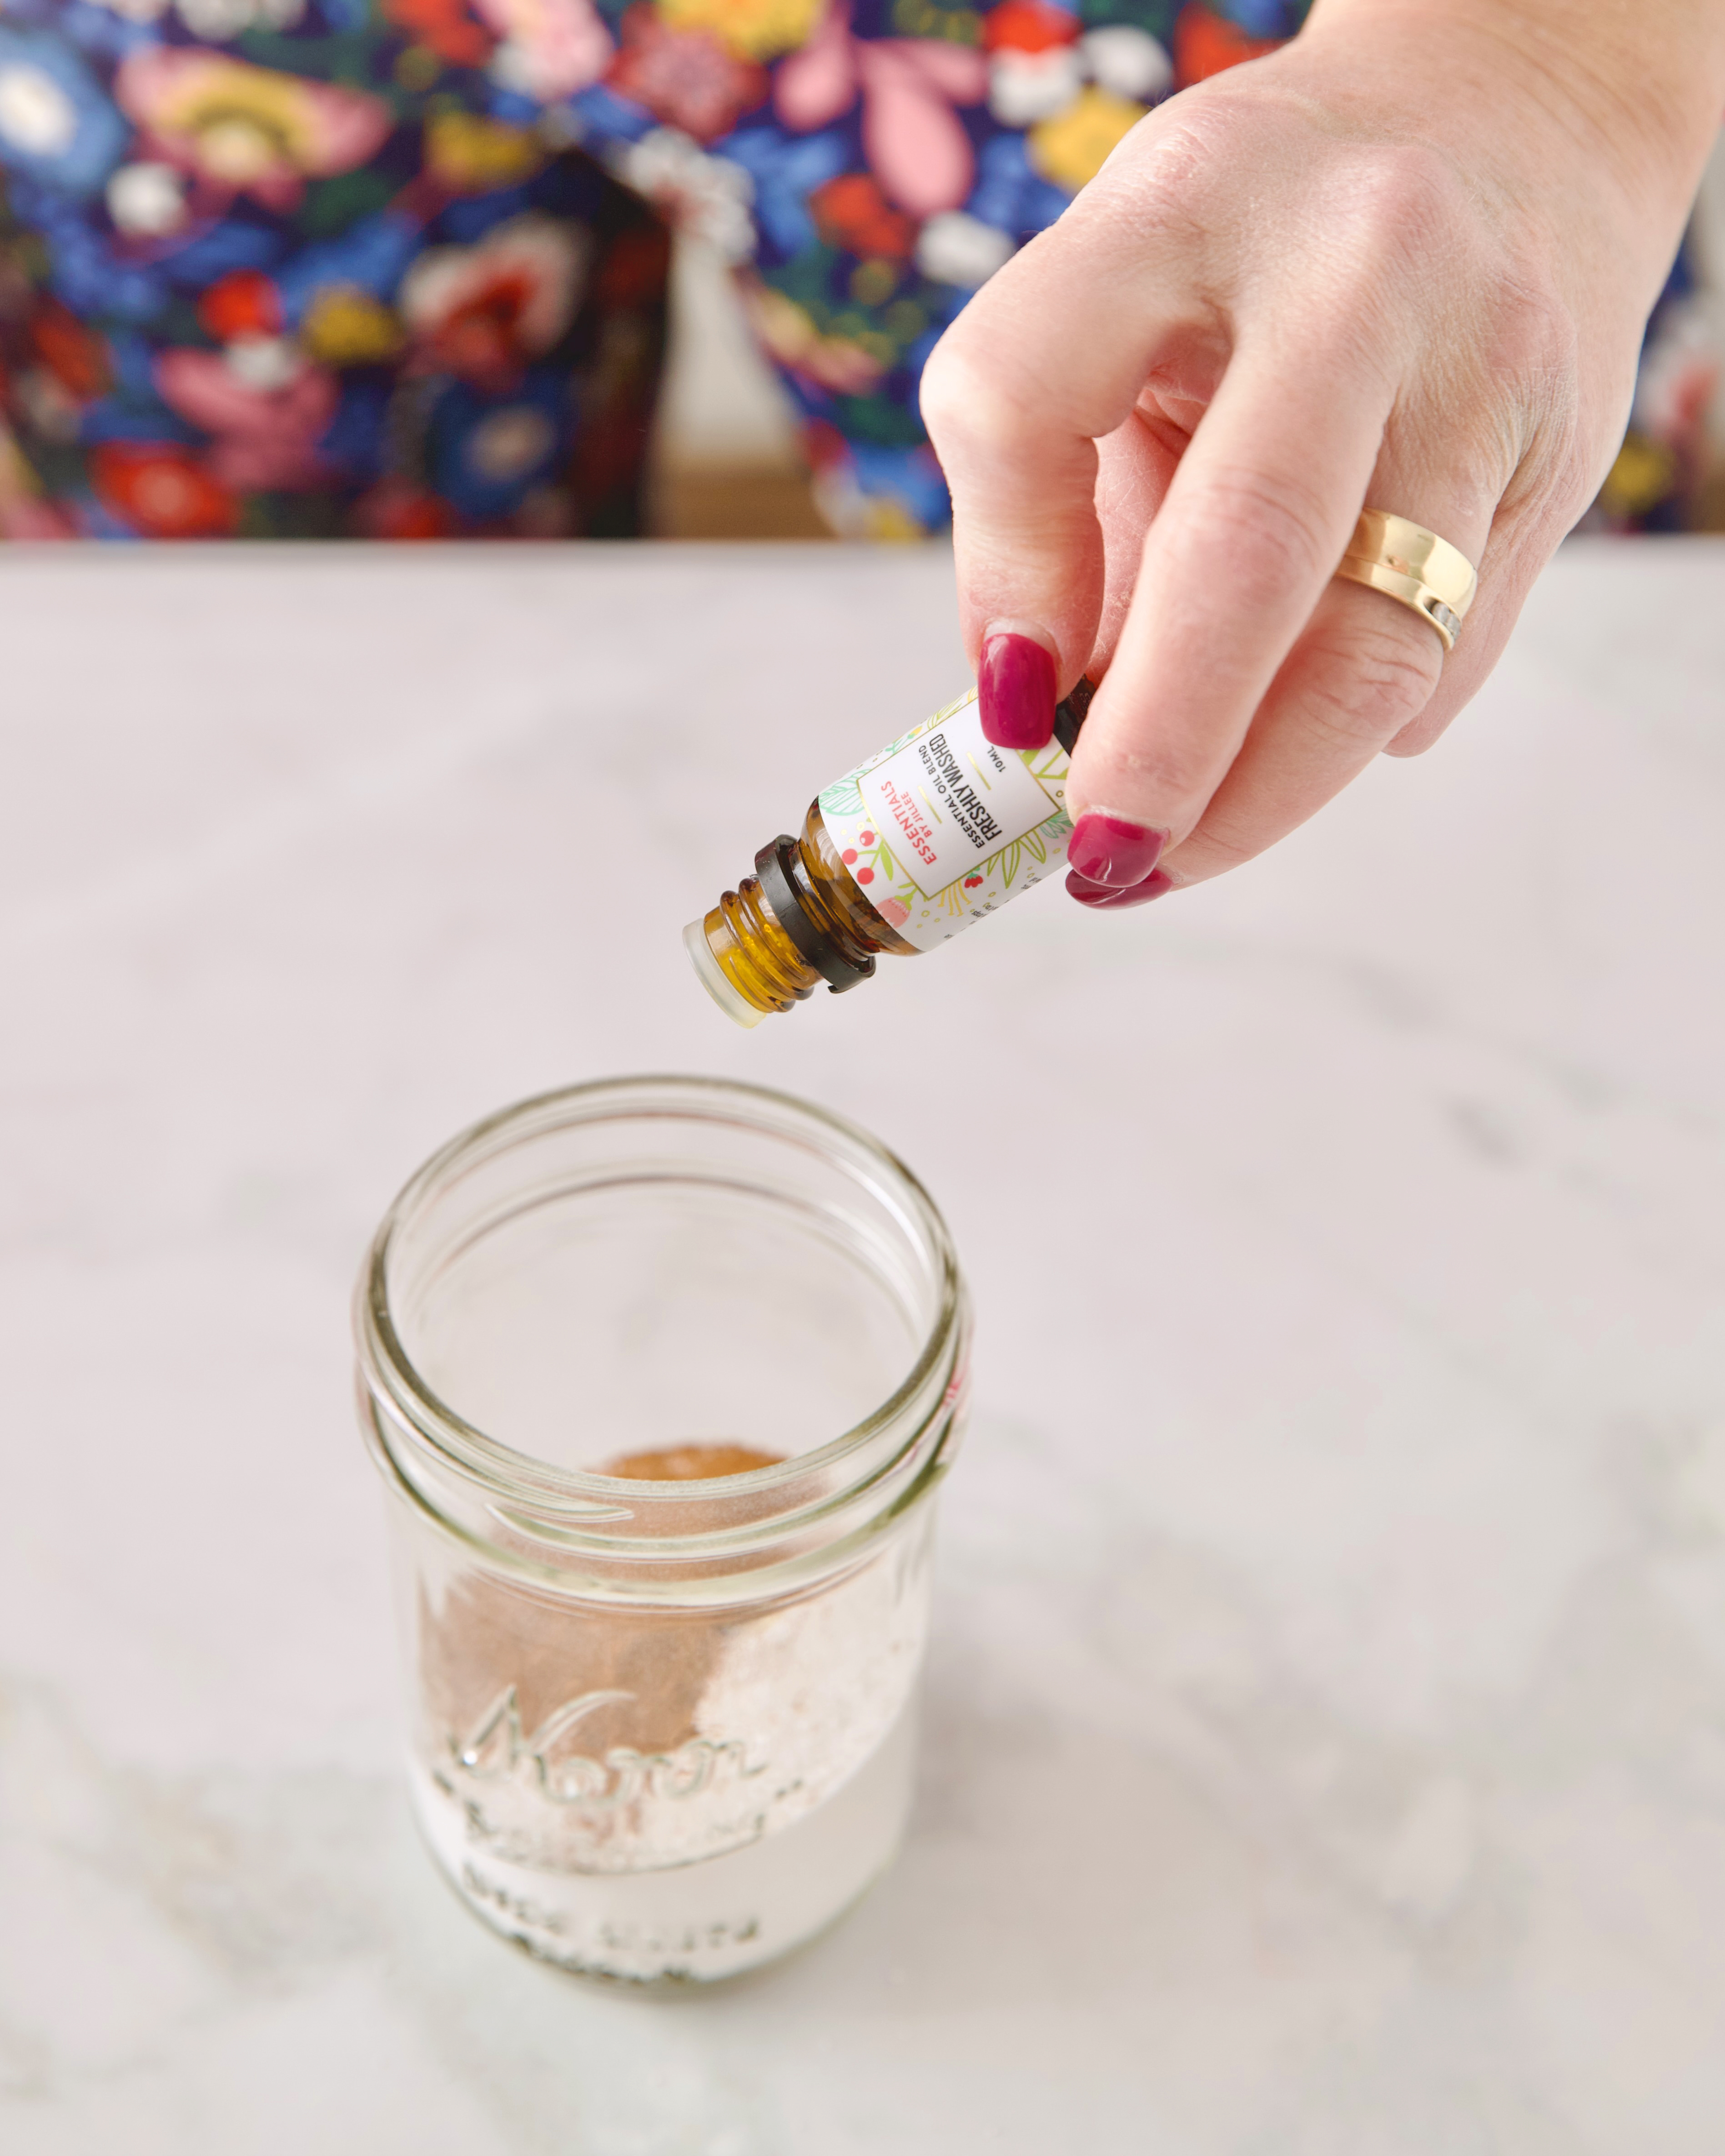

{"left": 918, "top": 152, "right": 1209, "bottom": 697}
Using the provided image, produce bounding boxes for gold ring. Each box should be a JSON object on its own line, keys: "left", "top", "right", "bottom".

{"left": 1334, "top": 509, "right": 1478, "bottom": 653}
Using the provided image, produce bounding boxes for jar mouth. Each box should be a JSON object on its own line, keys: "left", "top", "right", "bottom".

{"left": 355, "top": 1075, "right": 966, "bottom": 1541}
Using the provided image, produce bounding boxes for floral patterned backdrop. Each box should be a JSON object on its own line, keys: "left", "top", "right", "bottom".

{"left": 0, "top": 0, "right": 1715, "bottom": 539}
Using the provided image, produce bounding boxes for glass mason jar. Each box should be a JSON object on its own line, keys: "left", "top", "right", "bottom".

{"left": 354, "top": 1076, "right": 968, "bottom": 1986}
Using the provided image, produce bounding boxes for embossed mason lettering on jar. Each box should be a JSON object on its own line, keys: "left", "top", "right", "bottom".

{"left": 355, "top": 1077, "right": 968, "bottom": 1985}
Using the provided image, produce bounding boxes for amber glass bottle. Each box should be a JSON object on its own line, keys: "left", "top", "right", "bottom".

{"left": 686, "top": 680, "right": 1094, "bottom": 1027}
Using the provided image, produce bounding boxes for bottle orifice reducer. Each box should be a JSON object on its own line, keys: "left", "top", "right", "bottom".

{"left": 686, "top": 679, "right": 1095, "bottom": 1027}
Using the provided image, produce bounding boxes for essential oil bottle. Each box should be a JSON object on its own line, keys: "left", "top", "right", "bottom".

{"left": 686, "top": 678, "right": 1094, "bottom": 1026}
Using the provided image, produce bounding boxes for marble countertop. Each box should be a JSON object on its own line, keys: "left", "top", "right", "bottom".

{"left": 3, "top": 539, "right": 1723, "bottom": 2155}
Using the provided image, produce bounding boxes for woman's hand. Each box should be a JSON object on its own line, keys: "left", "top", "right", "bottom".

{"left": 921, "top": 0, "right": 1725, "bottom": 907}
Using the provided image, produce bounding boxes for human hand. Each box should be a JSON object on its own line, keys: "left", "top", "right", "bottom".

{"left": 922, "top": 0, "right": 1725, "bottom": 907}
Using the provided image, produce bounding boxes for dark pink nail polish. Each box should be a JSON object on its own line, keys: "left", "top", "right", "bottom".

{"left": 1066, "top": 812, "right": 1167, "bottom": 887}
{"left": 1066, "top": 867, "right": 1174, "bottom": 909}
{"left": 979, "top": 631, "right": 1056, "bottom": 750}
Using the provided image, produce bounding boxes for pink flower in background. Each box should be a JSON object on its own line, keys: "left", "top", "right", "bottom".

{"left": 474, "top": 0, "right": 611, "bottom": 100}
{"left": 877, "top": 898, "right": 910, "bottom": 927}
{"left": 857, "top": 40, "right": 987, "bottom": 216}
{"left": 773, "top": 0, "right": 854, "bottom": 127}
{"left": 115, "top": 49, "right": 391, "bottom": 210}
{"left": 0, "top": 498, "right": 77, "bottom": 538}
{"left": 607, "top": 6, "right": 767, "bottom": 143}
{"left": 154, "top": 344, "right": 338, "bottom": 490}
{"left": 400, "top": 214, "right": 589, "bottom": 386}
{"left": 775, "top": 2, "right": 986, "bottom": 216}
{"left": 1639, "top": 336, "right": 1720, "bottom": 461}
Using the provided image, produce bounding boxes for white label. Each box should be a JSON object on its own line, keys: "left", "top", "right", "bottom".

{"left": 860, "top": 717, "right": 1065, "bottom": 895}
{"left": 817, "top": 689, "right": 1074, "bottom": 953}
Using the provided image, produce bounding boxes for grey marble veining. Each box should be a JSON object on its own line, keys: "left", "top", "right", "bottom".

{"left": 2, "top": 540, "right": 1723, "bottom": 2153}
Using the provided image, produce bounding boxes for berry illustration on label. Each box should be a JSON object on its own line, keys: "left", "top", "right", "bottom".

{"left": 817, "top": 689, "right": 1073, "bottom": 953}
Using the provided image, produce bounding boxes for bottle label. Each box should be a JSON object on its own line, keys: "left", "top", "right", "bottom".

{"left": 817, "top": 689, "right": 1072, "bottom": 952}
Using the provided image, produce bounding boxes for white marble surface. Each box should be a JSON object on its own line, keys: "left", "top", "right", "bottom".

{"left": 3, "top": 539, "right": 1724, "bottom": 2154}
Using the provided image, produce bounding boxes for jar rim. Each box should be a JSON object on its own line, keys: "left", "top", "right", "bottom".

{"left": 355, "top": 1074, "right": 966, "bottom": 1523}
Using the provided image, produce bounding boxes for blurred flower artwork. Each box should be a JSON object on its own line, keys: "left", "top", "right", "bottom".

{"left": 914, "top": 208, "right": 1011, "bottom": 289}
{"left": 146, "top": 265, "right": 339, "bottom": 488}
{"left": 89, "top": 439, "right": 238, "bottom": 535}
{"left": 400, "top": 213, "right": 589, "bottom": 386}
{"left": 773, "top": 8, "right": 987, "bottom": 217}
{"left": 475, "top": 0, "right": 613, "bottom": 101}
{"left": 745, "top": 277, "right": 884, "bottom": 394}
{"left": 105, "top": 160, "right": 190, "bottom": 237}
{"left": 0, "top": 417, "right": 76, "bottom": 536}
{"left": 661, "top": 0, "right": 823, "bottom": 63}
{"left": 984, "top": 0, "right": 1082, "bottom": 126}
{"left": 174, "top": 0, "right": 310, "bottom": 36}
{"left": 619, "top": 126, "right": 754, "bottom": 261}
{"left": 298, "top": 283, "right": 406, "bottom": 366}
{"left": 1027, "top": 83, "right": 1145, "bottom": 189}
{"left": 155, "top": 343, "right": 339, "bottom": 488}
{"left": 114, "top": 50, "right": 392, "bottom": 209}
{"left": 1583, "top": 272, "right": 1725, "bottom": 533}
{"left": 1173, "top": 0, "right": 1282, "bottom": 82}
{"left": 424, "top": 112, "right": 546, "bottom": 195}
{"left": 0, "top": 0, "right": 1713, "bottom": 541}
{"left": 29, "top": 297, "right": 113, "bottom": 404}
{"left": 425, "top": 373, "right": 569, "bottom": 518}
{"left": 382, "top": 0, "right": 496, "bottom": 68}
{"left": 810, "top": 170, "right": 912, "bottom": 258}
{"left": 1080, "top": 25, "right": 1172, "bottom": 103}
{"left": 0, "top": 29, "right": 129, "bottom": 200}
{"left": 608, "top": 6, "right": 768, "bottom": 144}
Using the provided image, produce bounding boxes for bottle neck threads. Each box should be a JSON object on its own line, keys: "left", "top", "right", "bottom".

{"left": 687, "top": 680, "right": 1096, "bottom": 1027}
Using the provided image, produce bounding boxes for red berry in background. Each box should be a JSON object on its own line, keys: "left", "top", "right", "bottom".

{"left": 857, "top": 867, "right": 874, "bottom": 885}
{"left": 841, "top": 848, "right": 858, "bottom": 864}
{"left": 860, "top": 830, "right": 875, "bottom": 845}
{"left": 984, "top": 0, "right": 1078, "bottom": 51}
{"left": 90, "top": 443, "right": 237, "bottom": 538}
{"left": 199, "top": 269, "right": 282, "bottom": 343}
{"left": 29, "top": 298, "right": 110, "bottom": 398}
{"left": 810, "top": 172, "right": 915, "bottom": 262}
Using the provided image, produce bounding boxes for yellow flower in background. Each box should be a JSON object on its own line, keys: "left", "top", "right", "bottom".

{"left": 1027, "top": 85, "right": 1144, "bottom": 191}
{"left": 301, "top": 284, "right": 404, "bottom": 366}
{"left": 860, "top": 495, "right": 924, "bottom": 542}
{"left": 657, "top": 0, "right": 821, "bottom": 61}
{"left": 1599, "top": 431, "right": 1675, "bottom": 519}
{"left": 426, "top": 110, "right": 543, "bottom": 192}
{"left": 850, "top": 257, "right": 899, "bottom": 308}
{"left": 115, "top": 47, "right": 391, "bottom": 206}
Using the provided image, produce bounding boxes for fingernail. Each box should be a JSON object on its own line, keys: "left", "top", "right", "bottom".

{"left": 1066, "top": 811, "right": 1167, "bottom": 887}
{"left": 1066, "top": 867, "right": 1175, "bottom": 910}
{"left": 978, "top": 624, "right": 1056, "bottom": 750}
